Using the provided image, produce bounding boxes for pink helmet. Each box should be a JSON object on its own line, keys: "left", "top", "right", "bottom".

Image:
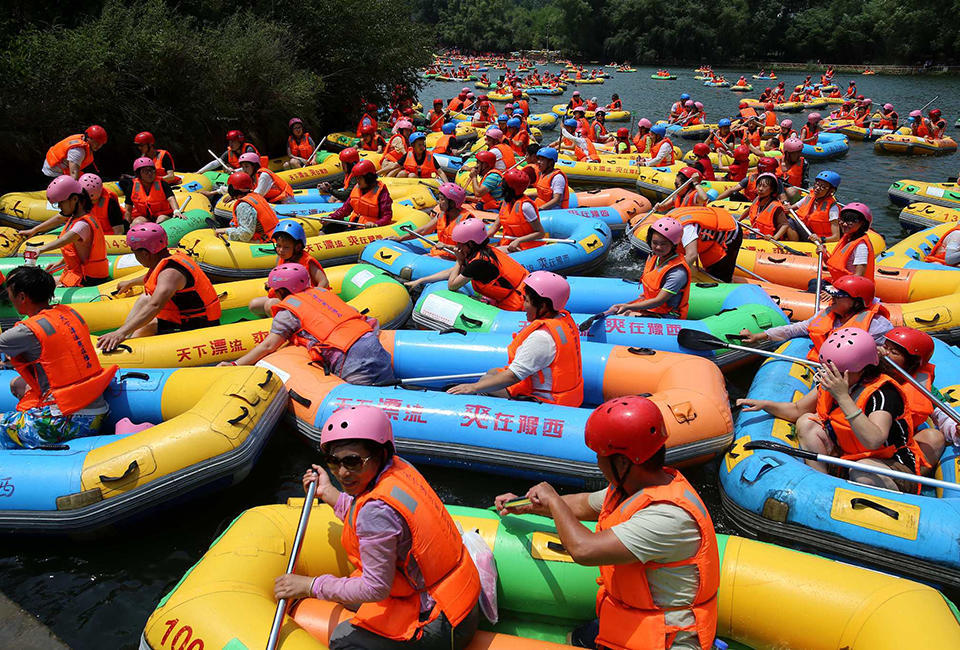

{"left": 650, "top": 217, "right": 683, "bottom": 245}
{"left": 133, "top": 156, "right": 155, "bottom": 172}
{"left": 288, "top": 117, "right": 303, "bottom": 128}
{"left": 437, "top": 182, "right": 466, "bottom": 208}
{"left": 695, "top": 102, "right": 703, "bottom": 109}
{"left": 783, "top": 137, "right": 804, "bottom": 152}
{"left": 267, "top": 263, "right": 311, "bottom": 294}
{"left": 818, "top": 327, "right": 879, "bottom": 373}
{"left": 862, "top": 98, "right": 872, "bottom": 106}
{"left": 807, "top": 112, "right": 822, "bottom": 123}
{"left": 524, "top": 270, "right": 570, "bottom": 311}
{"left": 320, "top": 405, "right": 393, "bottom": 451}
{"left": 46, "top": 176, "right": 83, "bottom": 203}
{"left": 126, "top": 222, "right": 168, "bottom": 254}
{"left": 780, "top": 119, "right": 793, "bottom": 129}
{"left": 396, "top": 120, "right": 414, "bottom": 131}
{"left": 238, "top": 152, "right": 261, "bottom": 166}
{"left": 466, "top": 92, "right": 475, "bottom": 99}
{"left": 883, "top": 103, "right": 894, "bottom": 111}
{"left": 840, "top": 201, "right": 873, "bottom": 224}
{"left": 78, "top": 173, "right": 103, "bottom": 196}
{"left": 461, "top": 87, "right": 470, "bottom": 93}
{"left": 451, "top": 218, "right": 488, "bottom": 244}
{"left": 638, "top": 118, "right": 652, "bottom": 129}
{"left": 684, "top": 100, "right": 694, "bottom": 108}
{"left": 909, "top": 109, "right": 922, "bottom": 118}
{"left": 485, "top": 128, "right": 504, "bottom": 141}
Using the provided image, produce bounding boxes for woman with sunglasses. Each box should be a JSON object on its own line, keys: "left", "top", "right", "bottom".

{"left": 273, "top": 405, "right": 482, "bottom": 649}
{"left": 824, "top": 202, "right": 874, "bottom": 282}
{"left": 222, "top": 264, "right": 394, "bottom": 385}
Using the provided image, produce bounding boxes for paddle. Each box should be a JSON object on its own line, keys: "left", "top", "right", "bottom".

{"left": 175, "top": 195, "right": 192, "bottom": 217}
{"left": 399, "top": 372, "right": 485, "bottom": 384}
{"left": 743, "top": 439, "right": 960, "bottom": 493}
{"left": 783, "top": 204, "right": 826, "bottom": 311}
{"left": 304, "top": 136, "right": 328, "bottom": 166}
{"left": 883, "top": 355, "right": 960, "bottom": 426}
{"left": 205, "top": 149, "right": 233, "bottom": 173}
{"left": 677, "top": 328, "right": 822, "bottom": 367}
{"left": 399, "top": 224, "right": 448, "bottom": 250}
{"left": 266, "top": 479, "right": 317, "bottom": 650}
{"left": 735, "top": 263, "right": 768, "bottom": 282}
{"left": 625, "top": 177, "right": 696, "bottom": 237}
{"left": 739, "top": 221, "right": 806, "bottom": 256}
{"left": 578, "top": 311, "right": 608, "bottom": 332}
{"left": 205, "top": 217, "right": 230, "bottom": 247}
{"left": 498, "top": 235, "right": 576, "bottom": 244}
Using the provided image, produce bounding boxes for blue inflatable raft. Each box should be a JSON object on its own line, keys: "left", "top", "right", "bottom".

{"left": 803, "top": 132, "right": 849, "bottom": 160}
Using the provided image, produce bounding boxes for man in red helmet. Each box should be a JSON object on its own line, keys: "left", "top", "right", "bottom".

{"left": 43, "top": 126, "right": 107, "bottom": 179}
{"left": 495, "top": 395, "right": 719, "bottom": 650}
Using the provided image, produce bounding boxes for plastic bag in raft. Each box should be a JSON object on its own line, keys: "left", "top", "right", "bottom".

{"left": 458, "top": 523, "right": 499, "bottom": 623}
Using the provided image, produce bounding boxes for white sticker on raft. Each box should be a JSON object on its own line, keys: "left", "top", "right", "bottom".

{"left": 114, "top": 254, "right": 144, "bottom": 269}
{"left": 351, "top": 269, "right": 375, "bottom": 288}
{"left": 420, "top": 293, "right": 463, "bottom": 326}
{"left": 255, "top": 359, "right": 291, "bottom": 384}
{"left": 925, "top": 186, "right": 945, "bottom": 198}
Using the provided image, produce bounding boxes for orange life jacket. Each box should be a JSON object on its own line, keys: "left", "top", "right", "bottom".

{"left": 764, "top": 111, "right": 778, "bottom": 127}
{"left": 795, "top": 195, "right": 837, "bottom": 238}
{"left": 401, "top": 150, "right": 438, "bottom": 178}
{"left": 799, "top": 125, "right": 819, "bottom": 146}
{"left": 534, "top": 169, "right": 569, "bottom": 209}
{"left": 231, "top": 192, "right": 279, "bottom": 242}
{"left": 428, "top": 208, "right": 463, "bottom": 258}
{"left": 642, "top": 254, "right": 690, "bottom": 318}
{"left": 343, "top": 457, "right": 481, "bottom": 641}
{"left": 226, "top": 143, "right": 262, "bottom": 169}
{"left": 360, "top": 134, "right": 387, "bottom": 152}
{"left": 517, "top": 99, "right": 530, "bottom": 115}
{"left": 498, "top": 197, "right": 541, "bottom": 249}
{"left": 427, "top": 110, "right": 446, "bottom": 132}
{"left": 575, "top": 117, "right": 593, "bottom": 141}
{"left": 508, "top": 129, "right": 529, "bottom": 156}
{"left": 608, "top": 99, "right": 622, "bottom": 110}
{"left": 288, "top": 133, "right": 314, "bottom": 159}
{"left": 466, "top": 247, "right": 528, "bottom": 311}
{"left": 806, "top": 301, "right": 889, "bottom": 360}
{"left": 782, "top": 158, "right": 805, "bottom": 189}
{"left": 633, "top": 132, "right": 654, "bottom": 154}
{"left": 493, "top": 143, "right": 517, "bottom": 169}
{"left": 747, "top": 198, "right": 784, "bottom": 236}
{"left": 256, "top": 167, "right": 294, "bottom": 203}
{"left": 566, "top": 135, "right": 599, "bottom": 162}
{"left": 900, "top": 364, "right": 936, "bottom": 430}
{"left": 914, "top": 121, "right": 930, "bottom": 138}
{"left": 674, "top": 207, "right": 740, "bottom": 267}
{"left": 924, "top": 225, "right": 960, "bottom": 265}
{"left": 710, "top": 131, "right": 733, "bottom": 151}
{"left": 145, "top": 149, "right": 174, "bottom": 178}
{"left": 384, "top": 134, "right": 407, "bottom": 163}
{"left": 506, "top": 311, "right": 584, "bottom": 406}
{"left": 825, "top": 233, "right": 874, "bottom": 282}
{"left": 431, "top": 135, "right": 455, "bottom": 155}
{"left": 11, "top": 305, "right": 118, "bottom": 415}
{"left": 673, "top": 189, "right": 700, "bottom": 209}
{"left": 595, "top": 469, "right": 719, "bottom": 650}
{"left": 45, "top": 135, "right": 94, "bottom": 174}
{"left": 130, "top": 180, "right": 172, "bottom": 220}
{"left": 739, "top": 173, "right": 759, "bottom": 201}
{"left": 347, "top": 182, "right": 390, "bottom": 225}
{"left": 592, "top": 119, "right": 608, "bottom": 138}
{"left": 740, "top": 106, "right": 759, "bottom": 120}
{"left": 355, "top": 113, "right": 378, "bottom": 137}
{"left": 60, "top": 213, "right": 108, "bottom": 287}
{"left": 479, "top": 170, "right": 504, "bottom": 211}
{"left": 88, "top": 189, "right": 119, "bottom": 234}
{"left": 653, "top": 137, "right": 675, "bottom": 165}
{"left": 815, "top": 375, "right": 925, "bottom": 479}
{"left": 448, "top": 98, "right": 465, "bottom": 113}
{"left": 144, "top": 253, "right": 222, "bottom": 324}
{"left": 267, "top": 251, "right": 325, "bottom": 298}
{"left": 271, "top": 287, "right": 373, "bottom": 358}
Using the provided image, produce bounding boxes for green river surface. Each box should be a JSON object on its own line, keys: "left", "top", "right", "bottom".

{"left": 1, "top": 65, "right": 958, "bottom": 648}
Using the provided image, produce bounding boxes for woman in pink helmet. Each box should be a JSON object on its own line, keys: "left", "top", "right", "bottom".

{"left": 79, "top": 173, "right": 125, "bottom": 235}
{"left": 737, "top": 328, "right": 928, "bottom": 493}
{"left": 447, "top": 270, "right": 584, "bottom": 407}
{"left": 606, "top": 217, "right": 691, "bottom": 318}
{"left": 274, "top": 406, "right": 481, "bottom": 648}
{"left": 119, "top": 157, "right": 183, "bottom": 226}
{"left": 237, "top": 152, "right": 295, "bottom": 204}
{"left": 284, "top": 117, "right": 316, "bottom": 169}
{"left": 390, "top": 182, "right": 466, "bottom": 258}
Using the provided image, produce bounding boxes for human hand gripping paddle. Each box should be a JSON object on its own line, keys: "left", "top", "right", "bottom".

{"left": 398, "top": 224, "right": 450, "bottom": 252}
{"left": 205, "top": 217, "right": 231, "bottom": 247}
{"left": 625, "top": 177, "right": 696, "bottom": 237}
{"left": 739, "top": 220, "right": 806, "bottom": 256}
{"left": 304, "top": 136, "right": 328, "bottom": 166}
{"left": 205, "top": 149, "right": 234, "bottom": 173}
{"left": 265, "top": 479, "right": 317, "bottom": 650}
{"left": 676, "top": 328, "right": 823, "bottom": 368}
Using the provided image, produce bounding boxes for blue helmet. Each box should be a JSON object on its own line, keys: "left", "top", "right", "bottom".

{"left": 498, "top": 113, "right": 509, "bottom": 122}
{"left": 537, "top": 146, "right": 559, "bottom": 162}
{"left": 718, "top": 118, "right": 732, "bottom": 128}
{"left": 512, "top": 109, "right": 524, "bottom": 116}
{"left": 408, "top": 132, "right": 427, "bottom": 145}
{"left": 564, "top": 118, "right": 577, "bottom": 129}
{"left": 272, "top": 219, "right": 306, "bottom": 245}
{"left": 650, "top": 124, "right": 667, "bottom": 137}
{"left": 816, "top": 170, "right": 841, "bottom": 188}
{"left": 507, "top": 117, "right": 522, "bottom": 128}
{"left": 680, "top": 93, "right": 691, "bottom": 101}
{"left": 441, "top": 123, "right": 456, "bottom": 135}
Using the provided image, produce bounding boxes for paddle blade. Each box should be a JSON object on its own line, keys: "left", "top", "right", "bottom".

{"left": 204, "top": 217, "right": 218, "bottom": 230}
{"left": 743, "top": 439, "right": 817, "bottom": 461}
{"left": 676, "top": 328, "right": 727, "bottom": 351}
{"left": 579, "top": 313, "right": 605, "bottom": 332}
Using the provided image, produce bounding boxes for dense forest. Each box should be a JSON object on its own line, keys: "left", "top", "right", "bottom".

{"left": 414, "top": 0, "right": 959, "bottom": 66}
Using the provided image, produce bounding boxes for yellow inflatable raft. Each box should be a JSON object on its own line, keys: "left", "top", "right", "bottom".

{"left": 898, "top": 202, "right": 960, "bottom": 230}
{"left": 681, "top": 149, "right": 783, "bottom": 169}
{"left": 875, "top": 134, "right": 958, "bottom": 156}
{"left": 550, "top": 103, "right": 630, "bottom": 122}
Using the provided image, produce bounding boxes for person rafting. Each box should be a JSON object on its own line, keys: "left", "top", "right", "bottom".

{"left": 823, "top": 202, "right": 875, "bottom": 281}
{"left": 642, "top": 124, "right": 675, "bottom": 166}
{"left": 396, "top": 133, "right": 449, "bottom": 181}
{"left": 120, "top": 157, "right": 183, "bottom": 226}
{"left": 607, "top": 93, "right": 622, "bottom": 110}
{"left": 467, "top": 150, "right": 505, "bottom": 211}
{"left": 0, "top": 266, "right": 116, "bottom": 450}
{"left": 358, "top": 124, "right": 387, "bottom": 153}
{"left": 248, "top": 220, "right": 329, "bottom": 316}
{"left": 42, "top": 125, "right": 107, "bottom": 179}
{"left": 738, "top": 328, "right": 926, "bottom": 493}
{"left": 99, "top": 223, "right": 221, "bottom": 348}
{"left": 799, "top": 113, "right": 821, "bottom": 146}
{"left": 391, "top": 182, "right": 467, "bottom": 258}
{"left": 79, "top": 173, "right": 125, "bottom": 235}
{"left": 133, "top": 131, "right": 176, "bottom": 183}
{"left": 739, "top": 275, "right": 892, "bottom": 360}
{"left": 226, "top": 264, "right": 396, "bottom": 384}
{"left": 908, "top": 110, "right": 930, "bottom": 137}
{"left": 317, "top": 148, "right": 362, "bottom": 201}
{"left": 928, "top": 109, "right": 947, "bottom": 138}
{"left": 274, "top": 405, "right": 481, "bottom": 648}
{"left": 653, "top": 168, "right": 708, "bottom": 212}
{"left": 741, "top": 173, "right": 790, "bottom": 240}
{"left": 607, "top": 217, "right": 691, "bottom": 318}
{"left": 495, "top": 395, "right": 719, "bottom": 649}
{"left": 633, "top": 118, "right": 655, "bottom": 154}
{"left": 379, "top": 120, "right": 415, "bottom": 175}
{"left": 689, "top": 143, "right": 716, "bottom": 182}
{"left": 720, "top": 146, "right": 750, "bottom": 183}
{"left": 533, "top": 147, "right": 569, "bottom": 210}
{"left": 483, "top": 127, "right": 517, "bottom": 170}
{"left": 877, "top": 104, "right": 899, "bottom": 131}
{"left": 237, "top": 152, "right": 295, "bottom": 204}
{"left": 20, "top": 176, "right": 109, "bottom": 287}
{"left": 487, "top": 169, "right": 544, "bottom": 251}
{"left": 790, "top": 170, "right": 842, "bottom": 243}
{"left": 426, "top": 98, "right": 448, "bottom": 132}
{"left": 198, "top": 130, "right": 261, "bottom": 173}
{"left": 669, "top": 93, "right": 691, "bottom": 121}
{"left": 505, "top": 117, "right": 529, "bottom": 156}
{"left": 321, "top": 160, "right": 393, "bottom": 233}
{"left": 613, "top": 128, "right": 632, "bottom": 154}
{"left": 780, "top": 138, "right": 808, "bottom": 199}
{"left": 923, "top": 223, "right": 960, "bottom": 266}
{"left": 213, "top": 172, "right": 279, "bottom": 242}
{"left": 281, "top": 118, "right": 315, "bottom": 169}
{"left": 571, "top": 106, "right": 593, "bottom": 142}
{"left": 448, "top": 271, "right": 583, "bottom": 406}
{"left": 715, "top": 156, "right": 779, "bottom": 202}
{"left": 591, "top": 108, "right": 614, "bottom": 143}
{"left": 707, "top": 119, "right": 734, "bottom": 154}
{"left": 355, "top": 102, "right": 379, "bottom": 136}
{"left": 673, "top": 206, "right": 743, "bottom": 283}
{"left": 557, "top": 119, "right": 600, "bottom": 162}
{"left": 404, "top": 218, "right": 529, "bottom": 311}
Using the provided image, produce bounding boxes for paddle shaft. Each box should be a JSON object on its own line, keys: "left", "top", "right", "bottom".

{"left": 400, "top": 372, "right": 484, "bottom": 384}
{"left": 177, "top": 195, "right": 192, "bottom": 214}
{"left": 207, "top": 149, "right": 233, "bottom": 172}
{"left": 885, "top": 356, "right": 960, "bottom": 426}
{"left": 735, "top": 263, "right": 768, "bottom": 282}
{"left": 266, "top": 479, "right": 317, "bottom": 650}
{"left": 626, "top": 177, "right": 696, "bottom": 237}
{"left": 305, "top": 136, "right": 328, "bottom": 164}
{"left": 739, "top": 221, "right": 806, "bottom": 256}
{"left": 400, "top": 224, "right": 445, "bottom": 249}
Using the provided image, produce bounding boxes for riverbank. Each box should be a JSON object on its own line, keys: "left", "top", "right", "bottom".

{"left": 750, "top": 62, "right": 958, "bottom": 75}
{"left": 0, "top": 591, "right": 69, "bottom": 649}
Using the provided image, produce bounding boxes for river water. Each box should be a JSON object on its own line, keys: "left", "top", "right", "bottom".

{"left": 1, "top": 66, "right": 958, "bottom": 649}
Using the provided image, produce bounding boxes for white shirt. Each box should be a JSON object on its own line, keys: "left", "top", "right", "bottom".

{"left": 254, "top": 172, "right": 274, "bottom": 196}
{"left": 940, "top": 230, "right": 960, "bottom": 266}
{"left": 489, "top": 146, "right": 505, "bottom": 171}
{"left": 549, "top": 173, "right": 567, "bottom": 197}
{"left": 519, "top": 201, "right": 538, "bottom": 222}
{"left": 646, "top": 141, "right": 673, "bottom": 166}
{"left": 507, "top": 330, "right": 556, "bottom": 399}
{"left": 680, "top": 224, "right": 699, "bottom": 247}
{"left": 42, "top": 146, "right": 85, "bottom": 177}
{"left": 851, "top": 242, "right": 870, "bottom": 267}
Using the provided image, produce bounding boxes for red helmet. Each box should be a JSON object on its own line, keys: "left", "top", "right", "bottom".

{"left": 757, "top": 157, "right": 778, "bottom": 173}
{"left": 929, "top": 109, "right": 942, "bottom": 119}
{"left": 616, "top": 127, "right": 629, "bottom": 138}
{"left": 503, "top": 168, "right": 530, "bottom": 194}
{"left": 475, "top": 150, "right": 496, "bottom": 167}
{"left": 732, "top": 145, "right": 750, "bottom": 161}
{"left": 360, "top": 124, "right": 376, "bottom": 136}
{"left": 884, "top": 327, "right": 935, "bottom": 366}
{"left": 85, "top": 125, "right": 108, "bottom": 145}
{"left": 584, "top": 396, "right": 668, "bottom": 465}
{"left": 828, "top": 274, "right": 875, "bottom": 303}
{"left": 366, "top": 102, "right": 377, "bottom": 112}
{"left": 513, "top": 89, "right": 522, "bottom": 98}
{"left": 764, "top": 102, "right": 775, "bottom": 111}
{"left": 226, "top": 129, "right": 245, "bottom": 142}
{"left": 134, "top": 131, "right": 155, "bottom": 145}
{"left": 678, "top": 166, "right": 700, "bottom": 180}
{"left": 350, "top": 159, "right": 376, "bottom": 178}
{"left": 227, "top": 171, "right": 254, "bottom": 191}
{"left": 692, "top": 142, "right": 710, "bottom": 157}
{"left": 339, "top": 147, "right": 360, "bottom": 164}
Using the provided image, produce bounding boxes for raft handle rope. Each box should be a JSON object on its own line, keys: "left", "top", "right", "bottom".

{"left": 102, "top": 343, "right": 134, "bottom": 354}
{"left": 288, "top": 389, "right": 312, "bottom": 408}
{"left": 119, "top": 372, "right": 150, "bottom": 382}
{"left": 227, "top": 406, "right": 250, "bottom": 426}
{"left": 205, "top": 217, "right": 231, "bottom": 248}
{"left": 257, "top": 369, "right": 274, "bottom": 388}
{"left": 99, "top": 460, "right": 139, "bottom": 483}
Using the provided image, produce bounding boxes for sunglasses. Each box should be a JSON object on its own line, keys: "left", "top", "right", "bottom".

{"left": 839, "top": 214, "right": 862, "bottom": 223}
{"left": 325, "top": 453, "right": 372, "bottom": 472}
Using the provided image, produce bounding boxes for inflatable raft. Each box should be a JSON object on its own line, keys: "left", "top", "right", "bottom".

{"left": 141, "top": 501, "right": 960, "bottom": 650}
{"left": 888, "top": 179, "right": 960, "bottom": 210}
{"left": 721, "top": 337, "right": 960, "bottom": 589}
{"left": 259, "top": 334, "right": 733, "bottom": 478}
{"left": 877, "top": 223, "right": 960, "bottom": 271}
{"left": 549, "top": 104, "right": 630, "bottom": 122}
{"left": 651, "top": 73, "right": 677, "bottom": 80}
{"left": 898, "top": 202, "right": 960, "bottom": 231}
{"left": 730, "top": 84, "right": 753, "bottom": 92}
{"left": 0, "top": 366, "right": 285, "bottom": 535}
{"left": 875, "top": 134, "right": 958, "bottom": 156}
{"left": 802, "top": 132, "right": 849, "bottom": 160}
